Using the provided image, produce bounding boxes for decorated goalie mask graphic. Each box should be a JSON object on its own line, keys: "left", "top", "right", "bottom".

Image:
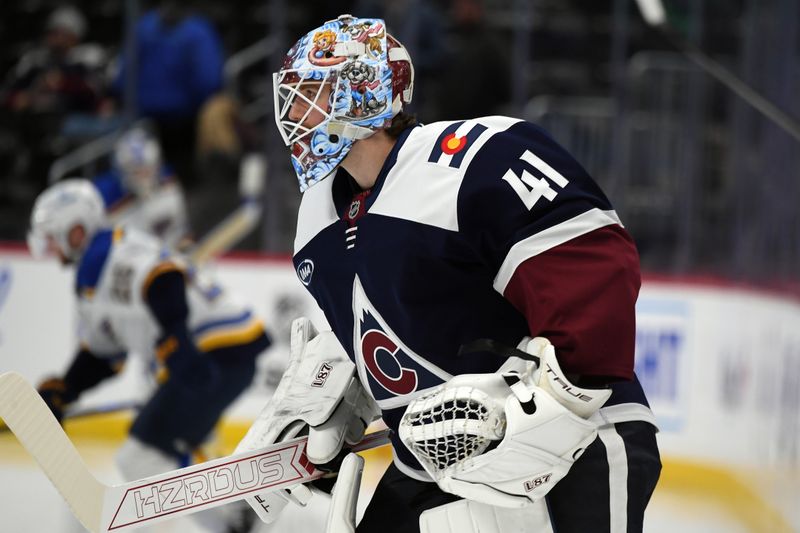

{"left": 274, "top": 14, "right": 414, "bottom": 192}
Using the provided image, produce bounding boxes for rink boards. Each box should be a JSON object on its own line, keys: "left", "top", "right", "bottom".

{"left": 0, "top": 246, "right": 798, "bottom": 531}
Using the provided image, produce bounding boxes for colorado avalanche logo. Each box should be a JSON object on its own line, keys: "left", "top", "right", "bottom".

{"left": 361, "top": 329, "right": 417, "bottom": 395}
{"left": 352, "top": 276, "right": 451, "bottom": 409}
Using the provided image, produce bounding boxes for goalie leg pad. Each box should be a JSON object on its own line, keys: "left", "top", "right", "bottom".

{"left": 419, "top": 498, "right": 554, "bottom": 533}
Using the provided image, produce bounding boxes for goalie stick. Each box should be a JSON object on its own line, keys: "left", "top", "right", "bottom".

{"left": 188, "top": 153, "right": 266, "bottom": 265}
{"left": 188, "top": 199, "right": 262, "bottom": 264}
{"left": 0, "top": 399, "right": 141, "bottom": 434}
{"left": 633, "top": 0, "right": 800, "bottom": 144}
{"left": 0, "top": 371, "right": 390, "bottom": 532}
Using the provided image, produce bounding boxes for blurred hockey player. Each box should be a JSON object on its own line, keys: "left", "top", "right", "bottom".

{"left": 93, "top": 127, "right": 191, "bottom": 250}
{"left": 27, "top": 178, "right": 270, "bottom": 532}
{"left": 238, "top": 14, "right": 661, "bottom": 533}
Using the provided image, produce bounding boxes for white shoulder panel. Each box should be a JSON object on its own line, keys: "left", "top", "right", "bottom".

{"left": 370, "top": 116, "right": 522, "bottom": 231}
{"left": 492, "top": 208, "right": 623, "bottom": 294}
{"left": 294, "top": 175, "right": 340, "bottom": 253}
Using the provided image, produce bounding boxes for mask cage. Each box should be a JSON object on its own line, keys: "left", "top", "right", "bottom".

{"left": 273, "top": 69, "right": 342, "bottom": 147}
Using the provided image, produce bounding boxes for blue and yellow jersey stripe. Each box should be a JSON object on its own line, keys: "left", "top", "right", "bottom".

{"left": 141, "top": 260, "right": 186, "bottom": 298}
{"left": 193, "top": 311, "right": 266, "bottom": 353}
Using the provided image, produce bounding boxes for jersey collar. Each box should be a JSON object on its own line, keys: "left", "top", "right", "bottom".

{"left": 368, "top": 124, "right": 417, "bottom": 206}
{"left": 331, "top": 124, "right": 418, "bottom": 217}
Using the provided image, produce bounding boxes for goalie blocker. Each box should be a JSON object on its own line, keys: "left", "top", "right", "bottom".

{"left": 234, "top": 317, "right": 380, "bottom": 525}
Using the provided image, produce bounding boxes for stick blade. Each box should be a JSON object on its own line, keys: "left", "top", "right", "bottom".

{"left": 0, "top": 372, "right": 105, "bottom": 532}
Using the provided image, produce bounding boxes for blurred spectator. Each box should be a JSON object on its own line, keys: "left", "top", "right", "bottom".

{"left": 437, "top": 0, "right": 511, "bottom": 119}
{"left": 352, "top": 0, "right": 446, "bottom": 120}
{"left": 3, "top": 5, "right": 107, "bottom": 115}
{"left": 194, "top": 91, "right": 243, "bottom": 190}
{"left": 92, "top": 127, "right": 191, "bottom": 250}
{"left": 111, "top": 1, "right": 225, "bottom": 191}
{"left": 0, "top": 5, "right": 110, "bottom": 208}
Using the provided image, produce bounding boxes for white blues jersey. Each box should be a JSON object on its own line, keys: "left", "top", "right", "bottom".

{"left": 75, "top": 226, "right": 262, "bottom": 362}
{"left": 293, "top": 116, "right": 655, "bottom": 479}
{"left": 93, "top": 168, "right": 190, "bottom": 250}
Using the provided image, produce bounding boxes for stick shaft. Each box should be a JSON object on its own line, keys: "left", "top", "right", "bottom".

{"left": 188, "top": 201, "right": 262, "bottom": 264}
{"left": 662, "top": 28, "right": 800, "bottom": 144}
{"left": 1, "top": 399, "right": 141, "bottom": 434}
{"left": 99, "top": 429, "right": 392, "bottom": 531}
{"left": 1, "top": 371, "right": 391, "bottom": 532}
{"left": 0, "top": 372, "right": 106, "bottom": 531}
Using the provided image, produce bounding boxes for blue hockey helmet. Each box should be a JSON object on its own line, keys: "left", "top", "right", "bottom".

{"left": 273, "top": 14, "right": 414, "bottom": 192}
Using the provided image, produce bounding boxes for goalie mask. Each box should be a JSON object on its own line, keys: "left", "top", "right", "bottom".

{"left": 27, "top": 178, "right": 108, "bottom": 263}
{"left": 114, "top": 127, "right": 162, "bottom": 197}
{"left": 274, "top": 14, "right": 414, "bottom": 192}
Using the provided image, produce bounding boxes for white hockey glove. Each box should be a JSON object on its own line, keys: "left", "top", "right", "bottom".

{"left": 399, "top": 337, "right": 611, "bottom": 508}
{"left": 234, "top": 317, "right": 380, "bottom": 524}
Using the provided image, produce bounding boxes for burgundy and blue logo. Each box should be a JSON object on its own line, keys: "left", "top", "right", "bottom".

{"left": 352, "top": 275, "right": 451, "bottom": 408}
{"left": 360, "top": 324, "right": 419, "bottom": 396}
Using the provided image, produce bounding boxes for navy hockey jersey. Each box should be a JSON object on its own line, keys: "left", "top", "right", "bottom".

{"left": 292, "top": 116, "right": 655, "bottom": 479}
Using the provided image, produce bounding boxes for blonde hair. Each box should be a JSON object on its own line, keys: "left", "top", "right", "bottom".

{"left": 313, "top": 29, "right": 337, "bottom": 49}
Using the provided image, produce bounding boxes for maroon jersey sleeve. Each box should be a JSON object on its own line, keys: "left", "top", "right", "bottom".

{"left": 502, "top": 224, "right": 641, "bottom": 379}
